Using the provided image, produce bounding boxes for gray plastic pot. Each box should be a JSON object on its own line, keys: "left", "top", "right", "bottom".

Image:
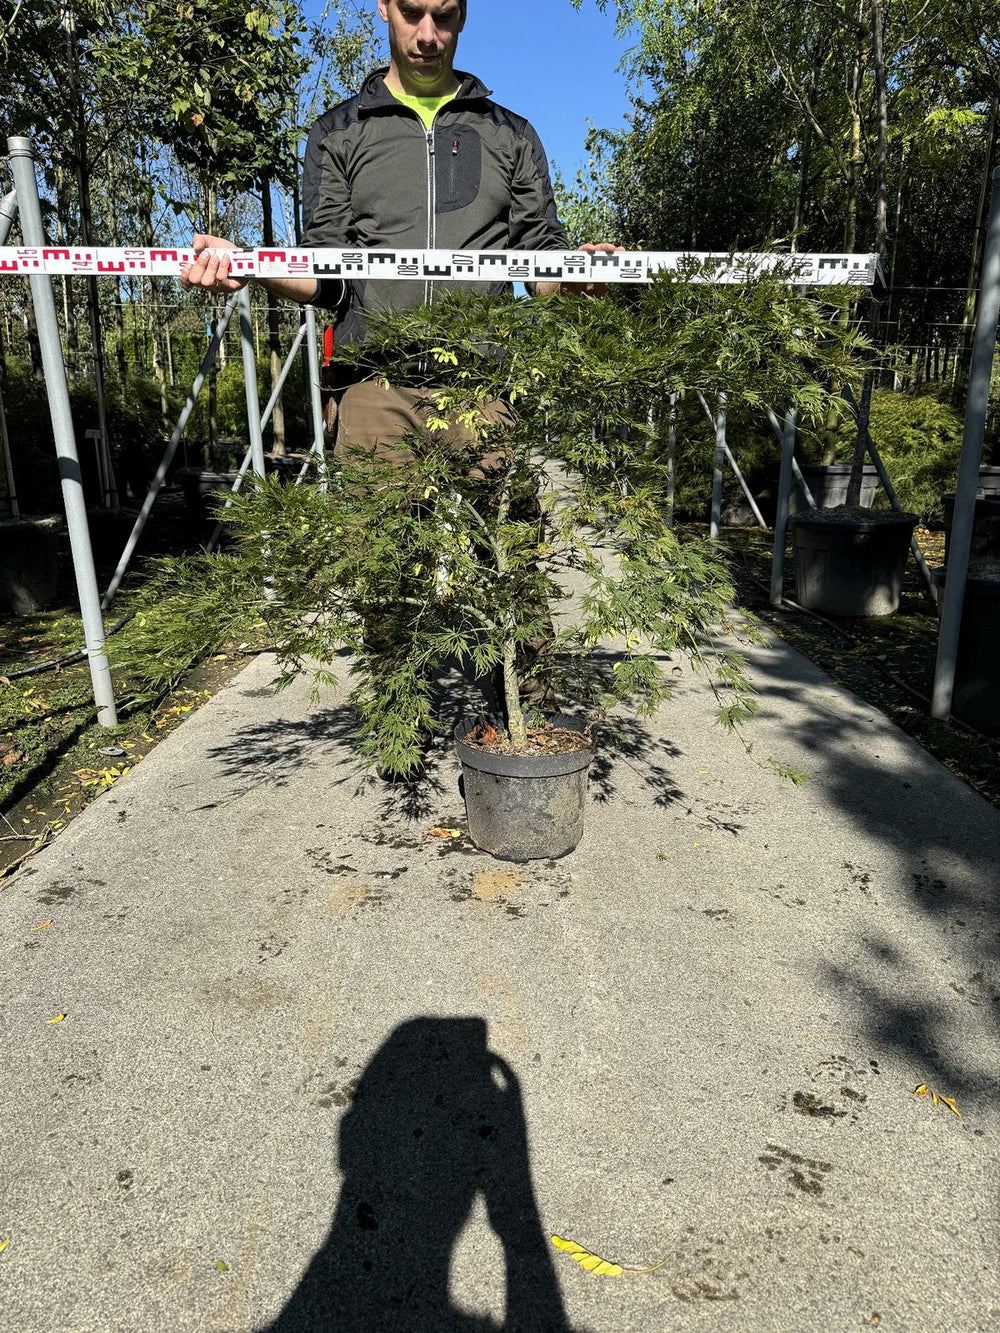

{"left": 789, "top": 463, "right": 878, "bottom": 515}
{"left": 455, "top": 715, "right": 594, "bottom": 863}
{"left": 0, "top": 515, "right": 63, "bottom": 614}
{"left": 790, "top": 509, "right": 917, "bottom": 616}
{"left": 941, "top": 495, "right": 1000, "bottom": 579}
{"left": 933, "top": 570, "right": 1000, "bottom": 733}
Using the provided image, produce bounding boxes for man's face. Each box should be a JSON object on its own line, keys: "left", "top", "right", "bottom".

{"left": 378, "top": 0, "right": 465, "bottom": 89}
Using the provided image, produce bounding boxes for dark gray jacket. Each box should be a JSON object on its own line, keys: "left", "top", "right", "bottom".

{"left": 301, "top": 68, "right": 569, "bottom": 343}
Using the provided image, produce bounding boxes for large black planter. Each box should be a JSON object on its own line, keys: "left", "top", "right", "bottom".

{"left": 176, "top": 467, "right": 241, "bottom": 524}
{"left": 790, "top": 509, "right": 917, "bottom": 616}
{"left": 933, "top": 570, "right": 1000, "bottom": 733}
{"left": 454, "top": 715, "right": 594, "bottom": 863}
{"left": 789, "top": 463, "right": 878, "bottom": 515}
{"left": 941, "top": 495, "right": 1000, "bottom": 579}
{"left": 0, "top": 515, "right": 63, "bottom": 614}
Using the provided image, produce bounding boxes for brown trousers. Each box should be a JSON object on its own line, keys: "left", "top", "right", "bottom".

{"left": 334, "top": 380, "right": 512, "bottom": 477}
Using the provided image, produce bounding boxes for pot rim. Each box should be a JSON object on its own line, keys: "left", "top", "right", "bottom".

{"left": 454, "top": 714, "right": 595, "bottom": 779}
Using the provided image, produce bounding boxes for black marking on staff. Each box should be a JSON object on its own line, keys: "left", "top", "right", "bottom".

{"left": 423, "top": 263, "right": 453, "bottom": 277}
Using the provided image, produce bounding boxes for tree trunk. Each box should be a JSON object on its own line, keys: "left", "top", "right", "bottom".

{"left": 103, "top": 159, "right": 129, "bottom": 383}
{"left": 791, "top": 122, "right": 812, "bottom": 250}
{"left": 54, "top": 166, "right": 79, "bottom": 380}
{"left": 23, "top": 284, "right": 44, "bottom": 381}
{"left": 261, "top": 178, "right": 286, "bottom": 455}
{"left": 870, "top": 0, "right": 889, "bottom": 264}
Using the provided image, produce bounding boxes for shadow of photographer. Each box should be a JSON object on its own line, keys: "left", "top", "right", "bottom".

{"left": 262, "top": 1017, "right": 577, "bottom": 1332}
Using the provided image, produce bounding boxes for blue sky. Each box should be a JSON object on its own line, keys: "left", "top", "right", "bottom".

{"left": 455, "top": 0, "right": 633, "bottom": 178}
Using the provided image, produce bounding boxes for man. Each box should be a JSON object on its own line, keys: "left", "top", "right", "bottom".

{"left": 181, "top": 0, "right": 617, "bottom": 756}
{"left": 182, "top": 0, "right": 617, "bottom": 350}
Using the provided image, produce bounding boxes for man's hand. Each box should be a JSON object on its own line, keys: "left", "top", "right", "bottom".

{"left": 577, "top": 241, "right": 626, "bottom": 297}
{"left": 535, "top": 241, "right": 626, "bottom": 297}
{"left": 179, "top": 234, "right": 248, "bottom": 295}
{"left": 179, "top": 233, "right": 320, "bottom": 306}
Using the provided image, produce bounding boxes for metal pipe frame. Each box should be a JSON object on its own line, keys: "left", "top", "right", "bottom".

{"left": 841, "top": 382, "right": 937, "bottom": 602}
{"left": 932, "top": 167, "right": 1000, "bottom": 719}
{"left": 238, "top": 286, "right": 267, "bottom": 480}
{"left": 769, "top": 408, "right": 798, "bottom": 606}
{"left": 303, "top": 305, "right": 328, "bottom": 490}
{"left": 696, "top": 389, "right": 766, "bottom": 531}
{"left": 666, "top": 393, "right": 677, "bottom": 530}
{"left": 205, "top": 321, "right": 310, "bottom": 551}
{"left": 102, "top": 291, "right": 240, "bottom": 607}
{"left": 0, "top": 190, "right": 20, "bottom": 518}
{"left": 7, "top": 136, "right": 117, "bottom": 726}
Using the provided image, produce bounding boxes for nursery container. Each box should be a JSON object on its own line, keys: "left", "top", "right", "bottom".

{"left": 790, "top": 509, "right": 917, "bottom": 616}
{"left": 455, "top": 715, "right": 594, "bottom": 862}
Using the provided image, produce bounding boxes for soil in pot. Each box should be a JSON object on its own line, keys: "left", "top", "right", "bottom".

{"left": 455, "top": 716, "right": 594, "bottom": 863}
{"left": 0, "top": 515, "right": 63, "bottom": 614}
{"left": 790, "top": 506, "right": 918, "bottom": 616}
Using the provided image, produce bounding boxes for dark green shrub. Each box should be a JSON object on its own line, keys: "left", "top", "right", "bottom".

{"left": 867, "top": 388, "right": 964, "bottom": 521}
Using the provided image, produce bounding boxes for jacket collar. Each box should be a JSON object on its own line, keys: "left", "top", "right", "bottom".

{"left": 356, "top": 67, "right": 491, "bottom": 113}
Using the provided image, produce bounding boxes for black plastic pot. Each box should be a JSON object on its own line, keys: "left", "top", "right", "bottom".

{"left": 454, "top": 715, "right": 594, "bottom": 863}
{"left": 941, "top": 495, "right": 1000, "bottom": 579}
{"left": 176, "top": 467, "right": 242, "bottom": 524}
{"left": 790, "top": 509, "right": 917, "bottom": 616}
{"left": 0, "top": 515, "right": 63, "bottom": 614}
{"left": 932, "top": 570, "right": 1000, "bottom": 733}
{"left": 789, "top": 463, "right": 878, "bottom": 515}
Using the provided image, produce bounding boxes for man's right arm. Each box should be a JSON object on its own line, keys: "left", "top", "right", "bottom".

{"left": 181, "top": 117, "right": 353, "bottom": 309}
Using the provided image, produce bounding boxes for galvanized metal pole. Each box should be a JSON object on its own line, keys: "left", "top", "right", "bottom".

{"left": 102, "top": 292, "right": 239, "bottom": 607}
{"left": 7, "top": 136, "right": 117, "bottom": 726}
{"left": 709, "top": 393, "right": 726, "bottom": 540}
{"left": 842, "top": 383, "right": 937, "bottom": 602}
{"left": 0, "top": 189, "right": 16, "bottom": 244}
{"left": 666, "top": 392, "right": 677, "bottom": 529}
{"left": 237, "top": 286, "right": 266, "bottom": 479}
{"left": 1, "top": 191, "right": 20, "bottom": 517}
{"left": 932, "top": 167, "right": 1000, "bottom": 719}
{"left": 770, "top": 408, "right": 797, "bottom": 606}
{"left": 304, "top": 305, "right": 327, "bottom": 479}
{"left": 767, "top": 408, "right": 817, "bottom": 508}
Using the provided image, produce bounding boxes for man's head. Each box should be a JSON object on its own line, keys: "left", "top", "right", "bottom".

{"left": 378, "top": 0, "right": 466, "bottom": 96}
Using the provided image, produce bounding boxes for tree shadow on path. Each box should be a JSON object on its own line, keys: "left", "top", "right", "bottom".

{"left": 261, "top": 1017, "right": 581, "bottom": 1333}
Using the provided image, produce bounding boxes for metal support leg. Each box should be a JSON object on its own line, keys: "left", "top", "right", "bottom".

{"left": 303, "top": 305, "right": 327, "bottom": 487}
{"left": 237, "top": 286, "right": 266, "bottom": 479}
{"left": 7, "top": 136, "right": 117, "bottom": 726}
{"left": 767, "top": 408, "right": 818, "bottom": 508}
{"left": 103, "top": 292, "right": 239, "bottom": 606}
{"left": 842, "top": 383, "right": 937, "bottom": 602}
{"left": 697, "top": 390, "right": 762, "bottom": 533}
{"left": 666, "top": 393, "right": 677, "bottom": 530}
{"left": 770, "top": 408, "right": 797, "bottom": 606}
{"left": 0, "top": 189, "right": 16, "bottom": 245}
{"left": 932, "top": 167, "right": 1000, "bottom": 719}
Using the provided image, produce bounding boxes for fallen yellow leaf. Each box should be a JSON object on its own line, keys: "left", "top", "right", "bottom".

{"left": 914, "top": 1084, "right": 929, "bottom": 1098}
{"left": 427, "top": 827, "right": 463, "bottom": 839}
{"left": 551, "top": 1236, "right": 623, "bottom": 1277}
{"left": 931, "top": 1091, "right": 940, "bottom": 1107}
{"left": 939, "top": 1096, "right": 961, "bottom": 1118}
{"left": 45, "top": 1013, "right": 67, "bottom": 1024}
{"left": 34, "top": 920, "right": 52, "bottom": 931}
{"left": 0, "top": 1238, "right": 9, "bottom": 1255}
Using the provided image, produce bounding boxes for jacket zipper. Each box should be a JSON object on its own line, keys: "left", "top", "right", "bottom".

{"left": 425, "top": 126, "right": 436, "bottom": 305}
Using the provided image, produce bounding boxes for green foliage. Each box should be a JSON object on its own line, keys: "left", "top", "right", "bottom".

{"left": 135, "top": 276, "right": 872, "bottom": 770}
{"left": 867, "top": 388, "right": 965, "bottom": 519}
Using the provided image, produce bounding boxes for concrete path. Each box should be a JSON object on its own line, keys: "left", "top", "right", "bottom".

{"left": 1, "top": 631, "right": 997, "bottom": 1332}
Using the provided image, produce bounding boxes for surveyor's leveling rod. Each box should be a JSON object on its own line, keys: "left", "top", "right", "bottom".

{"left": 0, "top": 246, "right": 881, "bottom": 286}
